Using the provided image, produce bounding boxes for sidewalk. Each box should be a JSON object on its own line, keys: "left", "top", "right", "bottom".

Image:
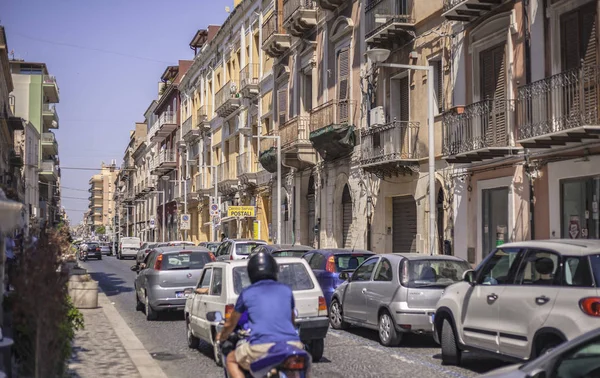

{"left": 67, "top": 290, "right": 167, "bottom": 378}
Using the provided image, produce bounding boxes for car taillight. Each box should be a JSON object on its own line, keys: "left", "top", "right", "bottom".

{"left": 318, "top": 296, "right": 327, "bottom": 316}
{"left": 154, "top": 254, "right": 163, "bottom": 270}
{"left": 209, "top": 252, "right": 216, "bottom": 261}
{"left": 230, "top": 254, "right": 234, "bottom": 260}
{"left": 282, "top": 355, "right": 306, "bottom": 370}
{"left": 225, "top": 304, "right": 234, "bottom": 319}
{"left": 145, "top": 249, "right": 150, "bottom": 254}
{"left": 325, "top": 256, "right": 335, "bottom": 273}
{"left": 580, "top": 297, "right": 600, "bottom": 317}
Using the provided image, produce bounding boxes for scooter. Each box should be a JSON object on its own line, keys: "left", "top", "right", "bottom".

{"left": 207, "top": 311, "right": 311, "bottom": 378}
{"left": 79, "top": 249, "right": 88, "bottom": 262}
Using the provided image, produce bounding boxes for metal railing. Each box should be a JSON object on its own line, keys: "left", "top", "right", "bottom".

{"left": 309, "top": 100, "right": 357, "bottom": 132}
{"left": 197, "top": 105, "right": 212, "bottom": 126}
{"left": 43, "top": 75, "right": 58, "bottom": 88}
{"left": 280, "top": 116, "right": 310, "bottom": 148}
{"left": 148, "top": 119, "right": 161, "bottom": 140}
{"left": 443, "top": 99, "right": 515, "bottom": 156}
{"left": 240, "top": 63, "right": 260, "bottom": 89}
{"left": 41, "top": 160, "right": 56, "bottom": 173}
{"left": 443, "top": 0, "right": 468, "bottom": 12}
{"left": 517, "top": 64, "right": 600, "bottom": 140}
{"left": 361, "top": 121, "right": 421, "bottom": 163}
{"left": 262, "top": 12, "right": 278, "bottom": 42}
{"left": 182, "top": 116, "right": 194, "bottom": 136}
{"left": 218, "top": 162, "right": 230, "bottom": 181}
{"left": 215, "top": 79, "right": 240, "bottom": 111}
{"left": 260, "top": 130, "right": 279, "bottom": 151}
{"left": 237, "top": 152, "right": 258, "bottom": 176}
{"left": 157, "top": 150, "right": 177, "bottom": 165}
{"left": 159, "top": 111, "right": 176, "bottom": 126}
{"left": 41, "top": 132, "right": 56, "bottom": 144}
{"left": 284, "top": 0, "right": 316, "bottom": 23}
{"left": 366, "top": 0, "right": 413, "bottom": 39}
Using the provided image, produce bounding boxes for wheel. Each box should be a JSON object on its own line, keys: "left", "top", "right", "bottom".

{"left": 308, "top": 339, "right": 324, "bottom": 362}
{"left": 135, "top": 289, "right": 144, "bottom": 312}
{"left": 98, "top": 256, "right": 102, "bottom": 260}
{"left": 212, "top": 328, "right": 223, "bottom": 367}
{"left": 329, "top": 299, "right": 349, "bottom": 330}
{"left": 145, "top": 295, "right": 158, "bottom": 321}
{"left": 186, "top": 318, "right": 200, "bottom": 349}
{"left": 532, "top": 337, "right": 563, "bottom": 359}
{"left": 378, "top": 311, "right": 401, "bottom": 347}
{"left": 441, "top": 318, "right": 461, "bottom": 366}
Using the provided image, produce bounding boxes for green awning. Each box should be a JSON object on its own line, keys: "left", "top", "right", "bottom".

{"left": 309, "top": 124, "right": 356, "bottom": 161}
{"left": 258, "top": 147, "right": 278, "bottom": 173}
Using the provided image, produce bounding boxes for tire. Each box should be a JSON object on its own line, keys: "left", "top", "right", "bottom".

{"left": 186, "top": 318, "right": 200, "bottom": 349}
{"left": 135, "top": 289, "right": 144, "bottom": 312}
{"left": 308, "top": 339, "right": 324, "bottom": 362}
{"left": 98, "top": 256, "right": 102, "bottom": 260}
{"left": 378, "top": 311, "right": 401, "bottom": 347}
{"left": 329, "top": 299, "right": 349, "bottom": 330}
{"left": 441, "top": 318, "right": 461, "bottom": 366}
{"left": 145, "top": 295, "right": 158, "bottom": 321}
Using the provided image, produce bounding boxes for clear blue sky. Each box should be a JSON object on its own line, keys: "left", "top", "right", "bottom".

{"left": 1, "top": 0, "right": 230, "bottom": 224}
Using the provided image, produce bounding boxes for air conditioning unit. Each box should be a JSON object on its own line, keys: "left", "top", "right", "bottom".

{"left": 370, "top": 106, "right": 385, "bottom": 127}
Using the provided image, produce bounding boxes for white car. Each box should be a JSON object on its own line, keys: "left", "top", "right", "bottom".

{"left": 184, "top": 257, "right": 330, "bottom": 366}
{"left": 118, "top": 237, "right": 141, "bottom": 260}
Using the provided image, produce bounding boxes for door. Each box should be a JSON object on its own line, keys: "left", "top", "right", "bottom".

{"left": 461, "top": 247, "right": 522, "bottom": 352}
{"left": 479, "top": 43, "right": 507, "bottom": 148}
{"left": 482, "top": 187, "right": 509, "bottom": 257}
{"left": 364, "top": 257, "right": 396, "bottom": 326}
{"left": 342, "top": 184, "right": 352, "bottom": 248}
{"left": 498, "top": 249, "right": 561, "bottom": 358}
{"left": 204, "top": 267, "right": 225, "bottom": 343}
{"left": 307, "top": 252, "right": 327, "bottom": 290}
{"left": 343, "top": 257, "right": 379, "bottom": 323}
{"left": 307, "top": 176, "right": 316, "bottom": 246}
{"left": 136, "top": 252, "right": 156, "bottom": 299}
{"left": 191, "top": 267, "right": 213, "bottom": 340}
{"left": 392, "top": 196, "right": 417, "bottom": 253}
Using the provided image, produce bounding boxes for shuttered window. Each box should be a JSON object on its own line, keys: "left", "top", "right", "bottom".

{"left": 307, "top": 175, "right": 315, "bottom": 245}
{"left": 399, "top": 75, "right": 409, "bottom": 122}
{"left": 337, "top": 48, "right": 350, "bottom": 123}
{"left": 278, "top": 85, "right": 288, "bottom": 126}
{"left": 341, "top": 184, "right": 352, "bottom": 248}
{"left": 479, "top": 43, "right": 507, "bottom": 147}
{"left": 392, "top": 196, "right": 417, "bottom": 253}
{"left": 430, "top": 59, "right": 443, "bottom": 114}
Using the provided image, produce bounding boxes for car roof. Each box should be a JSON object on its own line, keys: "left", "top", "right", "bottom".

{"left": 154, "top": 246, "right": 211, "bottom": 253}
{"left": 309, "top": 248, "right": 374, "bottom": 255}
{"left": 228, "top": 239, "right": 267, "bottom": 243}
{"left": 497, "top": 239, "right": 600, "bottom": 256}
{"left": 390, "top": 253, "right": 469, "bottom": 262}
{"left": 263, "top": 244, "right": 313, "bottom": 251}
{"left": 205, "top": 256, "right": 307, "bottom": 268}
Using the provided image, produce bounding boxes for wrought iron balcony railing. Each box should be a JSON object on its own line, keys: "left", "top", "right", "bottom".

{"left": 284, "top": 0, "right": 316, "bottom": 23}
{"left": 215, "top": 79, "right": 240, "bottom": 111}
{"left": 361, "top": 121, "right": 421, "bottom": 164}
{"left": 237, "top": 152, "right": 258, "bottom": 176}
{"left": 309, "top": 100, "right": 357, "bottom": 132}
{"left": 365, "top": 0, "right": 414, "bottom": 39}
{"left": 260, "top": 130, "right": 279, "bottom": 151}
{"left": 240, "top": 63, "right": 260, "bottom": 89}
{"left": 197, "top": 104, "right": 212, "bottom": 126}
{"left": 280, "top": 116, "right": 310, "bottom": 148}
{"left": 262, "top": 12, "right": 278, "bottom": 42}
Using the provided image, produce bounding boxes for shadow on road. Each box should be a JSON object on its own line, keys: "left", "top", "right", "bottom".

{"left": 89, "top": 271, "right": 134, "bottom": 296}
{"left": 432, "top": 352, "right": 510, "bottom": 374}
{"left": 344, "top": 327, "right": 439, "bottom": 348}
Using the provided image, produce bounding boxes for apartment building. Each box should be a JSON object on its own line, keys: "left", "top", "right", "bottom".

{"left": 88, "top": 175, "right": 103, "bottom": 228}
{"left": 86, "top": 162, "right": 119, "bottom": 232}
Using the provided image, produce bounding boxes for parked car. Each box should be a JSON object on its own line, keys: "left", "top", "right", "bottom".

{"left": 434, "top": 240, "right": 600, "bottom": 366}
{"left": 330, "top": 253, "right": 470, "bottom": 346}
{"left": 303, "top": 249, "right": 375, "bottom": 307}
{"left": 84, "top": 242, "right": 102, "bottom": 260}
{"left": 251, "top": 244, "right": 313, "bottom": 257}
{"left": 214, "top": 239, "right": 267, "bottom": 261}
{"left": 100, "top": 243, "right": 111, "bottom": 256}
{"left": 481, "top": 327, "right": 600, "bottom": 378}
{"left": 184, "top": 257, "right": 329, "bottom": 365}
{"left": 156, "top": 241, "right": 196, "bottom": 247}
{"left": 198, "top": 242, "right": 222, "bottom": 254}
{"left": 132, "top": 246, "right": 215, "bottom": 320}
{"left": 137, "top": 242, "right": 158, "bottom": 266}
{"left": 118, "top": 237, "right": 141, "bottom": 260}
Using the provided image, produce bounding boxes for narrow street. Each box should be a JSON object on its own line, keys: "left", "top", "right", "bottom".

{"left": 81, "top": 256, "right": 510, "bottom": 378}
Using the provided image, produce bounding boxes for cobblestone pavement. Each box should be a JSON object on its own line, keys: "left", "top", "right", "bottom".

{"left": 67, "top": 307, "right": 141, "bottom": 378}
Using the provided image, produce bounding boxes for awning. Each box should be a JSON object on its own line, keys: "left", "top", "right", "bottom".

{"left": 220, "top": 216, "right": 237, "bottom": 223}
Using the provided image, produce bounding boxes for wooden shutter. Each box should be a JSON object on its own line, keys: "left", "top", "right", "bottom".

{"left": 561, "top": 11, "right": 582, "bottom": 71}
{"left": 432, "top": 60, "right": 443, "bottom": 113}
{"left": 278, "top": 85, "right": 288, "bottom": 127}
{"left": 399, "top": 76, "right": 409, "bottom": 122}
{"left": 337, "top": 48, "right": 350, "bottom": 123}
{"left": 342, "top": 185, "right": 352, "bottom": 248}
{"left": 392, "top": 196, "right": 417, "bottom": 253}
{"left": 480, "top": 43, "right": 506, "bottom": 147}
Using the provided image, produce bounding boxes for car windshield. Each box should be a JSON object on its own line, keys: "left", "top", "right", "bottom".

{"left": 235, "top": 243, "right": 263, "bottom": 256}
{"left": 205, "top": 244, "right": 219, "bottom": 253}
{"left": 161, "top": 252, "right": 212, "bottom": 270}
{"left": 335, "top": 254, "right": 371, "bottom": 272}
{"left": 272, "top": 250, "right": 308, "bottom": 257}
{"left": 590, "top": 254, "right": 600, "bottom": 286}
{"left": 405, "top": 259, "right": 471, "bottom": 288}
{"left": 233, "top": 263, "right": 314, "bottom": 293}
{"left": 87, "top": 244, "right": 98, "bottom": 249}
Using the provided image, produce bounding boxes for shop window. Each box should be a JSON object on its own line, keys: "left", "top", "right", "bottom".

{"left": 482, "top": 187, "right": 508, "bottom": 258}
{"left": 561, "top": 177, "right": 600, "bottom": 239}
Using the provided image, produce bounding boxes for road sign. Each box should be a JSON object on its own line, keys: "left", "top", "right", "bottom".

{"left": 210, "top": 204, "right": 220, "bottom": 217}
{"left": 149, "top": 218, "right": 156, "bottom": 229}
{"left": 213, "top": 216, "right": 221, "bottom": 226}
{"left": 181, "top": 214, "right": 191, "bottom": 230}
{"left": 227, "top": 206, "right": 256, "bottom": 217}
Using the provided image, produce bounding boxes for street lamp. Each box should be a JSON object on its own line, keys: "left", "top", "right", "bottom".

{"left": 202, "top": 164, "right": 219, "bottom": 242}
{"left": 147, "top": 190, "right": 166, "bottom": 243}
{"left": 365, "top": 48, "right": 437, "bottom": 255}
{"left": 239, "top": 130, "right": 281, "bottom": 244}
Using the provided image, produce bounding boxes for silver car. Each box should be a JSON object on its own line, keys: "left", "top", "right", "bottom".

{"left": 132, "top": 246, "right": 214, "bottom": 320}
{"left": 329, "top": 253, "right": 470, "bottom": 346}
{"left": 214, "top": 239, "right": 267, "bottom": 261}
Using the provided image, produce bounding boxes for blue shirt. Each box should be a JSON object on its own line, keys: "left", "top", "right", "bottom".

{"left": 234, "top": 280, "right": 299, "bottom": 345}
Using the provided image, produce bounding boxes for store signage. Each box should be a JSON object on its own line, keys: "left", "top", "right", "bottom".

{"left": 227, "top": 206, "right": 256, "bottom": 217}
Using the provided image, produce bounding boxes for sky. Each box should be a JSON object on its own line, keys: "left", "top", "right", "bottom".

{"left": 1, "top": 0, "right": 231, "bottom": 224}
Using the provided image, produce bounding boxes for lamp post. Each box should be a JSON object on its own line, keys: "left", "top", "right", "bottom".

{"left": 240, "top": 131, "right": 281, "bottom": 244}
{"left": 365, "top": 48, "right": 437, "bottom": 255}
{"left": 202, "top": 165, "right": 219, "bottom": 242}
{"left": 147, "top": 190, "right": 166, "bottom": 243}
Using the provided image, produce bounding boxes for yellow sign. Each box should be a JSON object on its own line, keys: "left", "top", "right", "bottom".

{"left": 227, "top": 206, "right": 256, "bottom": 217}
{"left": 253, "top": 220, "right": 260, "bottom": 240}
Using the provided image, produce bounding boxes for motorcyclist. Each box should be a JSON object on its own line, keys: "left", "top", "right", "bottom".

{"left": 217, "top": 251, "right": 303, "bottom": 378}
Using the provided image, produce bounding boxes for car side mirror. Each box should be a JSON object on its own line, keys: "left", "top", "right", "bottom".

{"left": 130, "top": 265, "right": 139, "bottom": 272}
{"left": 206, "top": 311, "right": 223, "bottom": 323}
{"left": 183, "top": 288, "right": 194, "bottom": 296}
{"left": 463, "top": 270, "right": 476, "bottom": 285}
{"left": 339, "top": 271, "right": 351, "bottom": 281}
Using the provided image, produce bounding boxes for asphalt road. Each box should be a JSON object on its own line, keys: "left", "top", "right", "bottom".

{"left": 81, "top": 255, "right": 511, "bottom": 378}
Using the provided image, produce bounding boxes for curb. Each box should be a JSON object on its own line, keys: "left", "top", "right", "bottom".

{"left": 97, "top": 289, "right": 168, "bottom": 378}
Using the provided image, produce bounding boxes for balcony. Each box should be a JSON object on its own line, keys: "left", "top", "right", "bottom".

{"left": 43, "top": 75, "right": 60, "bottom": 103}
{"left": 217, "top": 160, "right": 238, "bottom": 194}
{"left": 143, "top": 175, "right": 157, "bottom": 193}
{"left": 259, "top": 130, "right": 280, "bottom": 173}
{"left": 150, "top": 150, "right": 177, "bottom": 175}
{"left": 262, "top": 12, "right": 292, "bottom": 58}
{"left": 240, "top": 63, "right": 260, "bottom": 99}
{"left": 237, "top": 152, "right": 259, "bottom": 186}
{"left": 365, "top": 0, "right": 415, "bottom": 47}
{"left": 309, "top": 100, "right": 357, "bottom": 161}
{"left": 316, "top": 0, "right": 345, "bottom": 11}
{"left": 182, "top": 116, "right": 200, "bottom": 141}
{"left": 40, "top": 160, "right": 58, "bottom": 182}
{"left": 42, "top": 104, "right": 59, "bottom": 129}
{"left": 360, "top": 121, "right": 421, "bottom": 176}
{"left": 443, "top": 99, "right": 519, "bottom": 163}
{"left": 283, "top": 0, "right": 317, "bottom": 37}
{"left": 215, "top": 80, "right": 242, "bottom": 118}
{"left": 280, "top": 116, "right": 316, "bottom": 169}
{"left": 197, "top": 105, "right": 212, "bottom": 130}
{"left": 443, "top": 0, "right": 510, "bottom": 22}
{"left": 196, "top": 173, "right": 212, "bottom": 197}
{"left": 41, "top": 132, "right": 58, "bottom": 156}
{"left": 151, "top": 111, "right": 177, "bottom": 143}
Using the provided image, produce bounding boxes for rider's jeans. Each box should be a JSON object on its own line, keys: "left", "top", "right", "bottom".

{"left": 235, "top": 340, "right": 304, "bottom": 370}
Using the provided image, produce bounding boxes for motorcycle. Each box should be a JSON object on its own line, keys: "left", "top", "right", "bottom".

{"left": 79, "top": 249, "right": 88, "bottom": 262}
{"left": 207, "top": 310, "right": 311, "bottom": 378}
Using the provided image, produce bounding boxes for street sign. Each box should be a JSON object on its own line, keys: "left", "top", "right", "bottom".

{"left": 227, "top": 206, "right": 256, "bottom": 217}
{"left": 181, "top": 214, "right": 191, "bottom": 230}
{"left": 149, "top": 218, "right": 156, "bottom": 229}
{"left": 210, "top": 204, "right": 220, "bottom": 217}
{"left": 213, "top": 216, "right": 221, "bottom": 226}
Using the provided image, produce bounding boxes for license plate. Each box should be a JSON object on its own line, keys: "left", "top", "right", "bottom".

{"left": 280, "top": 371, "right": 302, "bottom": 378}
{"left": 430, "top": 313, "right": 435, "bottom": 324}
{"left": 175, "top": 292, "right": 185, "bottom": 298}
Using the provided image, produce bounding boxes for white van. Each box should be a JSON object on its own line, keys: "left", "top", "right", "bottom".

{"left": 119, "top": 237, "right": 141, "bottom": 260}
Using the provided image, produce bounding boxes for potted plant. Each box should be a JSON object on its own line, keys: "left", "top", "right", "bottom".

{"left": 68, "top": 274, "right": 98, "bottom": 309}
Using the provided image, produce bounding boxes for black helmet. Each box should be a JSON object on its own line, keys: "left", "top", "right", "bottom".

{"left": 248, "top": 251, "right": 278, "bottom": 284}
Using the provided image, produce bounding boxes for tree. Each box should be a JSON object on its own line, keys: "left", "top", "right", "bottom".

{"left": 95, "top": 225, "right": 106, "bottom": 235}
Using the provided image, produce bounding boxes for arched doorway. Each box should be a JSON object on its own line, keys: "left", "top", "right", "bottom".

{"left": 307, "top": 175, "right": 316, "bottom": 246}
{"left": 342, "top": 184, "right": 352, "bottom": 248}
{"left": 437, "top": 188, "right": 445, "bottom": 254}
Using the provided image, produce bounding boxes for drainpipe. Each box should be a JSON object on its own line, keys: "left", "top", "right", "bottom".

{"left": 526, "top": 155, "right": 536, "bottom": 240}
{"left": 292, "top": 185, "right": 296, "bottom": 245}
{"left": 524, "top": 0, "right": 534, "bottom": 240}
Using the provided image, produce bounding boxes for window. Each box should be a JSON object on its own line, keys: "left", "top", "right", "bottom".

{"left": 210, "top": 268, "right": 223, "bottom": 296}
{"left": 515, "top": 250, "right": 560, "bottom": 286}
{"left": 352, "top": 258, "right": 378, "bottom": 282}
{"left": 335, "top": 254, "right": 370, "bottom": 272}
{"left": 309, "top": 253, "right": 325, "bottom": 270}
{"left": 374, "top": 258, "right": 393, "bottom": 282}
{"left": 560, "top": 2, "right": 597, "bottom": 71}
{"left": 430, "top": 58, "right": 443, "bottom": 114}
{"left": 562, "top": 256, "right": 594, "bottom": 287}
{"left": 235, "top": 242, "right": 262, "bottom": 256}
{"left": 277, "top": 85, "right": 288, "bottom": 126}
{"left": 303, "top": 252, "right": 314, "bottom": 263}
{"left": 233, "top": 263, "right": 314, "bottom": 293}
{"left": 404, "top": 259, "right": 471, "bottom": 288}
{"left": 478, "top": 248, "right": 522, "bottom": 285}
{"left": 482, "top": 187, "right": 509, "bottom": 257}
{"left": 555, "top": 336, "right": 600, "bottom": 378}
{"left": 198, "top": 268, "right": 212, "bottom": 289}
{"left": 161, "top": 252, "right": 212, "bottom": 270}
{"left": 561, "top": 177, "right": 600, "bottom": 239}
{"left": 337, "top": 47, "right": 350, "bottom": 122}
